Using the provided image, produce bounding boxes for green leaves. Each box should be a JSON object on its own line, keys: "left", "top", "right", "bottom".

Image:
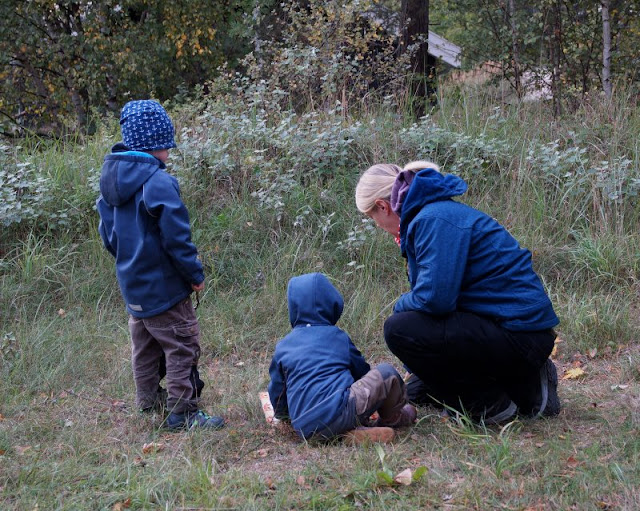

{"left": 374, "top": 444, "right": 428, "bottom": 487}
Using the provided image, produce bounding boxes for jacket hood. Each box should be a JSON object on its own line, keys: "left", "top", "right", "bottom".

{"left": 99, "top": 143, "right": 164, "bottom": 206}
{"left": 399, "top": 168, "right": 468, "bottom": 255}
{"left": 287, "top": 273, "right": 344, "bottom": 327}
{"left": 400, "top": 168, "right": 468, "bottom": 219}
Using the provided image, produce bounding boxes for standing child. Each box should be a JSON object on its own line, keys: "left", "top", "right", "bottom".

{"left": 96, "top": 100, "right": 224, "bottom": 430}
{"left": 268, "top": 273, "right": 416, "bottom": 441}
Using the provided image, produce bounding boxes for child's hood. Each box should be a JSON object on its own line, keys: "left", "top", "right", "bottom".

{"left": 287, "top": 273, "right": 344, "bottom": 328}
{"left": 99, "top": 143, "right": 164, "bottom": 206}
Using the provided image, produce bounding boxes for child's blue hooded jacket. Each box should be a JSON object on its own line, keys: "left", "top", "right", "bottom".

{"left": 268, "top": 273, "right": 370, "bottom": 439}
{"left": 96, "top": 143, "right": 204, "bottom": 318}
{"left": 396, "top": 168, "right": 558, "bottom": 331}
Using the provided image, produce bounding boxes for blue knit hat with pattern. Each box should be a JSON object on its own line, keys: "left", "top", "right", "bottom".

{"left": 120, "top": 100, "right": 176, "bottom": 151}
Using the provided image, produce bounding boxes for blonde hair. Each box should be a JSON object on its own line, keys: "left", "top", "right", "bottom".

{"left": 354, "top": 160, "right": 440, "bottom": 213}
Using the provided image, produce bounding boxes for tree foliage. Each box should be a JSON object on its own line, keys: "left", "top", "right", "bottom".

{"left": 243, "top": 0, "right": 411, "bottom": 113}
{"left": 2, "top": 0, "right": 639, "bottom": 135}
{"left": 431, "top": 0, "right": 640, "bottom": 109}
{"left": 0, "top": 0, "right": 251, "bottom": 134}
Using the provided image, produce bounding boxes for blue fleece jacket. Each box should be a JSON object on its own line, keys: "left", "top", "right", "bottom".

{"left": 96, "top": 143, "right": 204, "bottom": 318}
{"left": 396, "top": 168, "right": 559, "bottom": 331}
{"left": 268, "top": 273, "right": 370, "bottom": 439}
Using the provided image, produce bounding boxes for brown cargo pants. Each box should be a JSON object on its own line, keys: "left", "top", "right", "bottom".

{"left": 349, "top": 363, "right": 407, "bottom": 424}
{"left": 128, "top": 297, "right": 201, "bottom": 413}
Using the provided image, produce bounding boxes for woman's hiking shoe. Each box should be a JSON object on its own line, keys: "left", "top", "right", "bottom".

{"left": 541, "top": 359, "right": 561, "bottom": 417}
{"left": 165, "top": 410, "right": 225, "bottom": 430}
{"left": 522, "top": 359, "right": 560, "bottom": 418}
{"left": 379, "top": 404, "right": 418, "bottom": 428}
{"left": 484, "top": 399, "right": 517, "bottom": 425}
{"left": 343, "top": 426, "right": 395, "bottom": 445}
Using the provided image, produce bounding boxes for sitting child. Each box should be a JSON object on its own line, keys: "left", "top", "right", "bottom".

{"left": 268, "top": 272, "right": 416, "bottom": 440}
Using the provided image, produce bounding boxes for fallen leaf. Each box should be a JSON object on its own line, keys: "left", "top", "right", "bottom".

{"left": 264, "top": 476, "right": 276, "bottom": 490}
{"left": 563, "top": 367, "right": 586, "bottom": 380}
{"left": 588, "top": 348, "right": 597, "bottom": 359}
{"left": 394, "top": 468, "right": 413, "bottom": 486}
{"left": 112, "top": 498, "right": 131, "bottom": 510}
{"left": 610, "top": 384, "right": 629, "bottom": 391}
{"left": 133, "top": 456, "right": 146, "bottom": 467}
{"left": 58, "top": 308, "right": 66, "bottom": 318}
{"left": 15, "top": 445, "right": 32, "bottom": 455}
{"left": 566, "top": 456, "right": 580, "bottom": 469}
{"left": 296, "top": 475, "right": 306, "bottom": 486}
{"left": 142, "top": 442, "right": 165, "bottom": 454}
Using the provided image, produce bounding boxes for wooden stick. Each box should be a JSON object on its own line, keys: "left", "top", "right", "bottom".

{"left": 258, "top": 391, "right": 280, "bottom": 425}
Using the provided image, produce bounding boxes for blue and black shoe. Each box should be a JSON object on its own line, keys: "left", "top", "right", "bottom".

{"left": 165, "top": 410, "right": 225, "bottom": 430}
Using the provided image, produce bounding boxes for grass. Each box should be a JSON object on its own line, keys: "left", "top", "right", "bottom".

{"left": 2, "top": 81, "right": 640, "bottom": 509}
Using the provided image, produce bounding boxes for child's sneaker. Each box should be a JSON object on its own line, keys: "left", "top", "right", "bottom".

{"left": 165, "top": 410, "right": 225, "bottom": 430}
{"left": 343, "top": 426, "right": 395, "bottom": 445}
{"left": 379, "top": 404, "right": 418, "bottom": 428}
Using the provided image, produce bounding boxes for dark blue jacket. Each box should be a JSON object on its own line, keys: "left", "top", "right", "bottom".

{"left": 396, "top": 168, "right": 559, "bottom": 331}
{"left": 268, "top": 273, "right": 370, "bottom": 439}
{"left": 96, "top": 143, "right": 204, "bottom": 318}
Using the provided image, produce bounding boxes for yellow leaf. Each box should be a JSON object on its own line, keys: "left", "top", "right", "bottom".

{"left": 142, "top": 442, "right": 165, "bottom": 454}
{"left": 562, "top": 367, "right": 585, "bottom": 380}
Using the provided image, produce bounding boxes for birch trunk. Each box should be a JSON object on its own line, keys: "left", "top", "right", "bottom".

{"left": 601, "top": 0, "right": 612, "bottom": 99}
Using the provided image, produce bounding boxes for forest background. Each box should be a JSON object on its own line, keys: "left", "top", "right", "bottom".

{"left": 1, "top": 1, "right": 640, "bottom": 510}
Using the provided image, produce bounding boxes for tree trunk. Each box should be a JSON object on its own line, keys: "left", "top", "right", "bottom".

{"left": 508, "top": 0, "right": 523, "bottom": 99}
{"left": 68, "top": 86, "right": 87, "bottom": 129}
{"left": 601, "top": 0, "right": 612, "bottom": 99}
{"left": 550, "top": 0, "right": 563, "bottom": 117}
{"left": 401, "top": 0, "right": 434, "bottom": 117}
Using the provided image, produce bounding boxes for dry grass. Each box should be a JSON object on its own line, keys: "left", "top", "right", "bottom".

{"left": 2, "top": 336, "right": 639, "bottom": 510}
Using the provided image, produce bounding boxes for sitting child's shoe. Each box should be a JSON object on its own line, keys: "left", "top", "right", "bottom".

{"left": 379, "top": 404, "right": 418, "bottom": 428}
{"left": 343, "top": 426, "right": 395, "bottom": 445}
{"left": 165, "top": 410, "right": 225, "bottom": 430}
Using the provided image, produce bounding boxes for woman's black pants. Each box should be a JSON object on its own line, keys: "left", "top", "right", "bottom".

{"left": 384, "top": 310, "right": 555, "bottom": 418}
